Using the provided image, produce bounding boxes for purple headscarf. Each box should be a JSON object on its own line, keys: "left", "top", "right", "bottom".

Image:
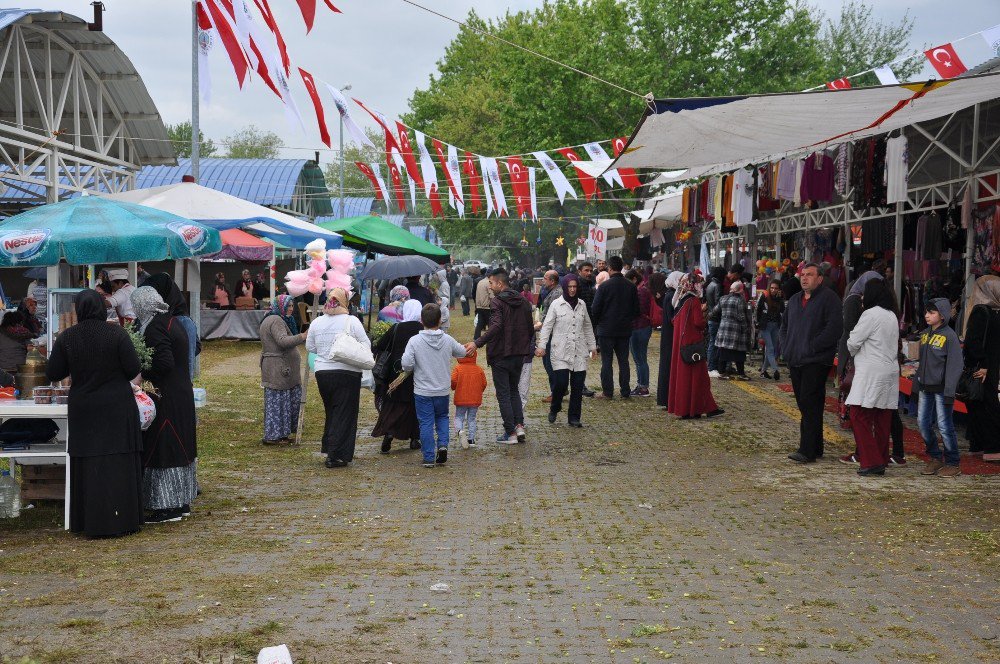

{"left": 560, "top": 273, "right": 580, "bottom": 308}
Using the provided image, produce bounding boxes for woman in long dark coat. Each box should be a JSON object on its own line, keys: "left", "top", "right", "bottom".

{"left": 131, "top": 286, "right": 197, "bottom": 523}
{"left": 667, "top": 272, "right": 724, "bottom": 420}
{"left": 144, "top": 273, "right": 200, "bottom": 379}
{"left": 46, "top": 290, "right": 143, "bottom": 538}
{"left": 655, "top": 272, "right": 684, "bottom": 408}
{"left": 963, "top": 275, "right": 1000, "bottom": 461}
{"left": 371, "top": 300, "right": 423, "bottom": 453}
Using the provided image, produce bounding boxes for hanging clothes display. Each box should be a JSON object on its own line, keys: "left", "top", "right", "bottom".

{"left": 681, "top": 187, "right": 691, "bottom": 223}
{"left": 704, "top": 177, "right": 717, "bottom": 223}
{"left": 776, "top": 158, "right": 797, "bottom": 201}
{"left": 731, "top": 167, "right": 755, "bottom": 226}
{"left": 720, "top": 174, "right": 737, "bottom": 235}
{"left": 834, "top": 143, "right": 851, "bottom": 196}
{"left": 758, "top": 165, "right": 780, "bottom": 211}
{"left": 885, "top": 135, "right": 909, "bottom": 204}
{"left": 793, "top": 159, "right": 804, "bottom": 206}
{"left": 915, "top": 211, "right": 943, "bottom": 260}
{"left": 799, "top": 151, "right": 835, "bottom": 204}
{"left": 860, "top": 217, "right": 894, "bottom": 253}
{"left": 850, "top": 137, "right": 888, "bottom": 211}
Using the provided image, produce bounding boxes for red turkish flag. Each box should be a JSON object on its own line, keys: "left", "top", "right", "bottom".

{"left": 428, "top": 182, "right": 444, "bottom": 218}
{"left": 825, "top": 77, "right": 852, "bottom": 90}
{"left": 612, "top": 137, "right": 642, "bottom": 191}
{"left": 202, "top": 0, "right": 248, "bottom": 88}
{"left": 298, "top": 68, "right": 331, "bottom": 147}
{"left": 196, "top": 1, "right": 212, "bottom": 29}
{"left": 432, "top": 139, "right": 460, "bottom": 201}
{"left": 353, "top": 98, "right": 399, "bottom": 153}
{"left": 254, "top": 0, "right": 291, "bottom": 75}
{"left": 463, "top": 151, "right": 482, "bottom": 214}
{"left": 925, "top": 43, "right": 967, "bottom": 79}
{"left": 322, "top": 0, "right": 341, "bottom": 11}
{"left": 386, "top": 145, "right": 407, "bottom": 213}
{"left": 355, "top": 162, "right": 384, "bottom": 200}
{"left": 506, "top": 157, "right": 531, "bottom": 217}
{"left": 394, "top": 122, "right": 424, "bottom": 189}
{"left": 557, "top": 147, "right": 598, "bottom": 202}
{"left": 295, "top": 0, "right": 316, "bottom": 32}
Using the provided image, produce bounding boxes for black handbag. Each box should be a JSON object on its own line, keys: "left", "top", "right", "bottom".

{"left": 956, "top": 368, "right": 985, "bottom": 402}
{"left": 680, "top": 340, "right": 708, "bottom": 364}
{"left": 372, "top": 327, "right": 395, "bottom": 384}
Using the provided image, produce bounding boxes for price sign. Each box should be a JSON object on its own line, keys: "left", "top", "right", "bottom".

{"left": 588, "top": 224, "right": 607, "bottom": 260}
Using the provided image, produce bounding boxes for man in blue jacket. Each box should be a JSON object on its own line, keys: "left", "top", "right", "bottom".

{"left": 779, "top": 263, "right": 843, "bottom": 463}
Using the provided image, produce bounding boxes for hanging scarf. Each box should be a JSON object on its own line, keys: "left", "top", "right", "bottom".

{"left": 559, "top": 273, "right": 579, "bottom": 308}
{"left": 130, "top": 286, "right": 169, "bottom": 333}
{"left": 266, "top": 293, "right": 299, "bottom": 334}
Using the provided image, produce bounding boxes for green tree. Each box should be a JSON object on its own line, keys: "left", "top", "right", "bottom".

{"left": 819, "top": 1, "right": 920, "bottom": 86}
{"left": 223, "top": 124, "right": 284, "bottom": 159}
{"left": 404, "top": 0, "right": 914, "bottom": 262}
{"left": 165, "top": 120, "right": 217, "bottom": 159}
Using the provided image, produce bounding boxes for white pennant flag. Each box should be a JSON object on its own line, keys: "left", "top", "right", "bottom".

{"left": 274, "top": 69, "right": 305, "bottom": 133}
{"left": 583, "top": 143, "right": 623, "bottom": 187}
{"left": 232, "top": 0, "right": 257, "bottom": 71}
{"left": 446, "top": 144, "right": 465, "bottom": 217}
{"left": 478, "top": 155, "right": 496, "bottom": 218}
{"left": 388, "top": 147, "right": 415, "bottom": 209}
{"left": 197, "top": 27, "right": 213, "bottom": 104}
{"left": 484, "top": 157, "right": 508, "bottom": 217}
{"left": 531, "top": 150, "right": 576, "bottom": 204}
{"left": 528, "top": 167, "right": 538, "bottom": 221}
{"left": 326, "top": 85, "right": 376, "bottom": 149}
{"left": 982, "top": 24, "right": 1000, "bottom": 56}
{"left": 369, "top": 163, "right": 390, "bottom": 204}
{"left": 873, "top": 65, "right": 899, "bottom": 85}
{"left": 415, "top": 131, "right": 439, "bottom": 197}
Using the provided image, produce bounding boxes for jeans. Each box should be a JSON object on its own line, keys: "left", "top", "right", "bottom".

{"left": 599, "top": 336, "right": 631, "bottom": 397}
{"left": 551, "top": 369, "right": 586, "bottom": 423}
{"left": 454, "top": 405, "right": 479, "bottom": 441}
{"left": 706, "top": 320, "right": 720, "bottom": 372}
{"left": 760, "top": 321, "right": 780, "bottom": 373}
{"left": 789, "top": 363, "right": 829, "bottom": 460}
{"left": 414, "top": 394, "right": 450, "bottom": 463}
{"left": 630, "top": 326, "right": 653, "bottom": 388}
{"left": 490, "top": 356, "right": 525, "bottom": 436}
{"left": 918, "top": 391, "right": 960, "bottom": 466}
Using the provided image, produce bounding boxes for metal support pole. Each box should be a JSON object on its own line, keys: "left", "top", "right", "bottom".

{"left": 963, "top": 104, "right": 981, "bottom": 332}
{"left": 191, "top": 1, "right": 200, "bottom": 181}
{"left": 893, "top": 201, "right": 903, "bottom": 298}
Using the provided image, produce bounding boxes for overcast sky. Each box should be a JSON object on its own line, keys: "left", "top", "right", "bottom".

{"left": 23, "top": 1, "right": 1000, "bottom": 165}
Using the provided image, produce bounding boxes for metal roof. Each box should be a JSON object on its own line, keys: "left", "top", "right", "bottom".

{"left": 408, "top": 225, "right": 441, "bottom": 246}
{"left": 136, "top": 158, "right": 333, "bottom": 216}
{"left": 0, "top": 9, "right": 174, "bottom": 165}
{"left": 324, "top": 197, "right": 376, "bottom": 219}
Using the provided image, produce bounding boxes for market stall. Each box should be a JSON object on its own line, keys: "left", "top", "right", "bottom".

{"left": 317, "top": 215, "right": 449, "bottom": 262}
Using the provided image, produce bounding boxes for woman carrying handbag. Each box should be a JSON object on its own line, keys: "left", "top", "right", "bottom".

{"left": 667, "top": 271, "right": 724, "bottom": 420}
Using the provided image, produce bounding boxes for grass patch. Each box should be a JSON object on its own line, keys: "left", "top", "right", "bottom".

{"left": 632, "top": 624, "right": 669, "bottom": 637}
{"left": 193, "top": 620, "right": 286, "bottom": 659}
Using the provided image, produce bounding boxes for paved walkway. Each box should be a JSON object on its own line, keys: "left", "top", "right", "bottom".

{"left": 1, "top": 317, "right": 997, "bottom": 663}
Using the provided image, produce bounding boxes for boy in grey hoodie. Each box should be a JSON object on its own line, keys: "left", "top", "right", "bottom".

{"left": 916, "top": 298, "right": 964, "bottom": 477}
{"left": 399, "top": 303, "right": 467, "bottom": 467}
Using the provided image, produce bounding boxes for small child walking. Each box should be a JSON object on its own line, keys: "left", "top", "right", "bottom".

{"left": 451, "top": 348, "right": 487, "bottom": 448}
{"left": 398, "top": 303, "right": 468, "bottom": 468}
{"left": 916, "top": 298, "right": 964, "bottom": 478}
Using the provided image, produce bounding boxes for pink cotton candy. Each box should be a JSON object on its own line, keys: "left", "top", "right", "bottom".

{"left": 326, "top": 249, "right": 355, "bottom": 273}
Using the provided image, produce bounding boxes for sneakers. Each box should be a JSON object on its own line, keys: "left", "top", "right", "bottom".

{"left": 760, "top": 370, "right": 771, "bottom": 379}
{"left": 629, "top": 387, "right": 651, "bottom": 397}
{"left": 145, "top": 509, "right": 183, "bottom": 524}
{"left": 422, "top": 462, "right": 436, "bottom": 468}
{"left": 181, "top": 504, "right": 191, "bottom": 517}
{"left": 514, "top": 424, "right": 526, "bottom": 443}
{"left": 838, "top": 454, "right": 859, "bottom": 465}
{"left": 937, "top": 465, "right": 961, "bottom": 478}
{"left": 708, "top": 370, "right": 721, "bottom": 378}
{"left": 496, "top": 433, "right": 518, "bottom": 444}
{"left": 436, "top": 447, "right": 448, "bottom": 465}
{"left": 888, "top": 456, "right": 906, "bottom": 466}
{"left": 921, "top": 459, "right": 945, "bottom": 475}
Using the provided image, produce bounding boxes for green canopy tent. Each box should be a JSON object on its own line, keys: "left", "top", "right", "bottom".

{"left": 316, "top": 216, "right": 450, "bottom": 262}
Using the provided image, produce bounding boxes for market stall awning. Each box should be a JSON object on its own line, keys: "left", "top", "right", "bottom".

{"left": 611, "top": 73, "right": 1000, "bottom": 177}
{"left": 201, "top": 228, "right": 274, "bottom": 263}
{"left": 317, "top": 216, "right": 450, "bottom": 262}
{"left": 103, "top": 182, "right": 342, "bottom": 250}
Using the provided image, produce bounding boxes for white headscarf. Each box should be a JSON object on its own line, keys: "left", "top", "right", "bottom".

{"left": 401, "top": 299, "right": 423, "bottom": 323}
{"left": 665, "top": 271, "right": 685, "bottom": 291}
{"left": 130, "top": 285, "right": 169, "bottom": 333}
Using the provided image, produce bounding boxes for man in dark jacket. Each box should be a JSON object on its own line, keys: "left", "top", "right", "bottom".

{"left": 704, "top": 266, "right": 727, "bottom": 377}
{"left": 590, "top": 256, "right": 640, "bottom": 399}
{"left": 577, "top": 262, "right": 596, "bottom": 314}
{"left": 406, "top": 275, "right": 434, "bottom": 306}
{"left": 466, "top": 268, "right": 534, "bottom": 443}
{"left": 779, "top": 263, "right": 843, "bottom": 463}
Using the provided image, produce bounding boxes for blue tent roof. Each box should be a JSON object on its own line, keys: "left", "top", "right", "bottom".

{"left": 322, "top": 197, "right": 376, "bottom": 220}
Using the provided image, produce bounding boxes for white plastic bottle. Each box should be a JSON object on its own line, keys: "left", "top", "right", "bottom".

{"left": 0, "top": 469, "right": 21, "bottom": 518}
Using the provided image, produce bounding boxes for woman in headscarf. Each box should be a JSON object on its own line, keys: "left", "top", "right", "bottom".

{"left": 537, "top": 273, "right": 596, "bottom": 427}
{"left": 836, "top": 271, "right": 883, "bottom": 431}
{"left": 712, "top": 281, "right": 753, "bottom": 380}
{"left": 237, "top": 269, "right": 254, "bottom": 299}
{"left": 963, "top": 275, "right": 1000, "bottom": 461}
{"left": 212, "top": 272, "right": 230, "bottom": 308}
{"left": 0, "top": 311, "right": 31, "bottom": 372}
{"left": 306, "top": 287, "right": 370, "bottom": 468}
{"left": 46, "top": 290, "right": 143, "bottom": 538}
{"left": 433, "top": 269, "right": 451, "bottom": 332}
{"left": 668, "top": 272, "right": 724, "bottom": 420}
{"left": 371, "top": 299, "right": 423, "bottom": 454}
{"left": 655, "top": 271, "right": 685, "bottom": 408}
{"left": 16, "top": 297, "right": 42, "bottom": 337}
{"left": 144, "top": 273, "right": 199, "bottom": 380}
{"left": 378, "top": 285, "right": 410, "bottom": 323}
{"left": 131, "top": 286, "right": 198, "bottom": 523}
{"left": 258, "top": 293, "right": 307, "bottom": 445}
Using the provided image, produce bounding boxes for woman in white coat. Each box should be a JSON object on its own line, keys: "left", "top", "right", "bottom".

{"left": 845, "top": 279, "right": 900, "bottom": 476}
{"left": 536, "top": 274, "right": 597, "bottom": 427}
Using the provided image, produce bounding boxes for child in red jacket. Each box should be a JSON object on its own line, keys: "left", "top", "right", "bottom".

{"left": 451, "top": 349, "right": 487, "bottom": 448}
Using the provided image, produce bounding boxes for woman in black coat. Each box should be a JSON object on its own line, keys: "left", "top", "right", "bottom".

{"left": 371, "top": 300, "right": 423, "bottom": 453}
{"left": 655, "top": 272, "right": 685, "bottom": 408}
{"left": 963, "top": 275, "right": 1000, "bottom": 460}
{"left": 131, "top": 286, "right": 197, "bottom": 523}
{"left": 46, "top": 290, "right": 143, "bottom": 538}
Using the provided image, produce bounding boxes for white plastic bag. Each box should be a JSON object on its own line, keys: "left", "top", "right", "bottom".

{"left": 360, "top": 369, "right": 374, "bottom": 391}
{"left": 133, "top": 384, "right": 156, "bottom": 431}
{"left": 257, "top": 644, "right": 293, "bottom": 664}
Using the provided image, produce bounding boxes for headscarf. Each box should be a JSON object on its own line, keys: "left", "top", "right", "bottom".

{"left": 74, "top": 289, "right": 108, "bottom": 323}
{"left": 672, "top": 271, "right": 704, "bottom": 309}
{"left": 729, "top": 280, "right": 745, "bottom": 294}
{"left": 559, "top": 273, "right": 579, "bottom": 308}
{"left": 665, "top": 271, "right": 685, "bottom": 291}
{"left": 144, "top": 272, "right": 188, "bottom": 317}
{"left": 963, "top": 274, "right": 1000, "bottom": 333}
{"left": 130, "top": 286, "right": 169, "bottom": 333}
{"left": 595, "top": 271, "right": 609, "bottom": 288}
{"left": 324, "top": 287, "right": 350, "bottom": 316}
{"left": 389, "top": 285, "right": 409, "bottom": 304}
{"left": 16, "top": 298, "right": 42, "bottom": 336}
{"left": 402, "top": 299, "right": 423, "bottom": 323}
{"left": 849, "top": 270, "right": 883, "bottom": 297}
{"left": 266, "top": 293, "right": 299, "bottom": 334}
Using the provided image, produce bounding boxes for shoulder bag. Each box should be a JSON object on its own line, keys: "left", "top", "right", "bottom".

{"left": 325, "top": 317, "right": 376, "bottom": 370}
{"left": 956, "top": 306, "right": 994, "bottom": 402}
{"left": 678, "top": 301, "right": 707, "bottom": 364}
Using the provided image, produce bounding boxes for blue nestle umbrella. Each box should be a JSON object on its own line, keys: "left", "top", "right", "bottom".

{"left": 0, "top": 196, "right": 222, "bottom": 267}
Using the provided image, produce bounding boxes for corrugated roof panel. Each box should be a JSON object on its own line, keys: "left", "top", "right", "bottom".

{"left": 318, "top": 197, "right": 376, "bottom": 220}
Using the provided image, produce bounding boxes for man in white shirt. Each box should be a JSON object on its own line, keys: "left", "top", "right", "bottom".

{"left": 106, "top": 268, "right": 136, "bottom": 322}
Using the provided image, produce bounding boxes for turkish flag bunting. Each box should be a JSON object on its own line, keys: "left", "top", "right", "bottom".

{"left": 298, "top": 69, "right": 331, "bottom": 147}
{"left": 197, "top": 1, "right": 212, "bottom": 29}
{"left": 353, "top": 98, "right": 399, "bottom": 152}
{"left": 463, "top": 151, "right": 482, "bottom": 214}
{"left": 386, "top": 142, "right": 408, "bottom": 213}
{"left": 395, "top": 122, "right": 424, "bottom": 189}
{"left": 323, "top": 0, "right": 341, "bottom": 11}
{"left": 355, "top": 162, "right": 384, "bottom": 201}
{"left": 612, "top": 137, "right": 642, "bottom": 191}
{"left": 925, "top": 43, "right": 967, "bottom": 79}
{"left": 253, "top": 0, "right": 290, "bottom": 75}
{"left": 428, "top": 182, "right": 444, "bottom": 218}
{"left": 432, "top": 139, "right": 460, "bottom": 201}
{"left": 295, "top": 0, "right": 316, "bottom": 32}
{"left": 203, "top": 0, "right": 248, "bottom": 88}
{"left": 506, "top": 157, "right": 531, "bottom": 218}
{"left": 557, "top": 147, "right": 598, "bottom": 202}
{"left": 245, "top": 37, "right": 280, "bottom": 98}
{"left": 825, "top": 77, "right": 852, "bottom": 90}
